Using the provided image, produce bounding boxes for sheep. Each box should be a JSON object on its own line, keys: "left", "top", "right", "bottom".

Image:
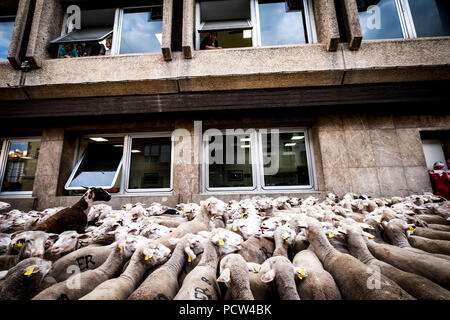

{"left": 246, "top": 262, "right": 274, "bottom": 300}
{"left": 173, "top": 240, "right": 221, "bottom": 300}
{"left": 0, "top": 257, "right": 52, "bottom": 300}
{"left": 45, "top": 231, "right": 95, "bottom": 261}
{"left": 416, "top": 214, "right": 448, "bottom": 225}
{"left": 366, "top": 238, "right": 450, "bottom": 289}
{"left": 128, "top": 234, "right": 207, "bottom": 300}
{"left": 412, "top": 227, "right": 450, "bottom": 240}
{"left": 259, "top": 256, "right": 300, "bottom": 300}
{"left": 32, "top": 236, "right": 141, "bottom": 300}
{"left": 33, "top": 187, "right": 111, "bottom": 234}
{"left": 0, "top": 201, "right": 11, "bottom": 212}
{"left": 238, "top": 235, "right": 274, "bottom": 264}
{"left": 176, "top": 203, "right": 201, "bottom": 221}
{"left": 79, "top": 242, "right": 171, "bottom": 300}
{"left": 427, "top": 224, "right": 450, "bottom": 232}
{"left": 292, "top": 248, "right": 342, "bottom": 300}
{"left": 140, "top": 223, "right": 173, "bottom": 240}
{"left": 87, "top": 204, "right": 113, "bottom": 223}
{"left": 407, "top": 235, "right": 450, "bottom": 255}
{"left": 343, "top": 219, "right": 450, "bottom": 300}
{"left": 0, "top": 233, "right": 11, "bottom": 255}
{"left": 217, "top": 254, "right": 254, "bottom": 300}
{"left": 271, "top": 225, "right": 296, "bottom": 258}
{"left": 48, "top": 243, "right": 115, "bottom": 282}
{"left": 299, "top": 216, "right": 414, "bottom": 299}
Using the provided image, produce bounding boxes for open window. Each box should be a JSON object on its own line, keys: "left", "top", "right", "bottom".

{"left": 195, "top": 0, "right": 316, "bottom": 50}
{"left": 0, "top": 16, "right": 15, "bottom": 61}
{"left": 0, "top": 138, "right": 41, "bottom": 195}
{"left": 65, "top": 137, "right": 124, "bottom": 191}
{"left": 51, "top": 3, "right": 163, "bottom": 58}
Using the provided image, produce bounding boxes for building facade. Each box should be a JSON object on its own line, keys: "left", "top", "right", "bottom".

{"left": 0, "top": 0, "right": 449, "bottom": 211}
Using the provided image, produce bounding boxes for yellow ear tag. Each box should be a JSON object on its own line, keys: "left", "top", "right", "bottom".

{"left": 368, "top": 235, "right": 374, "bottom": 240}
{"left": 219, "top": 238, "right": 225, "bottom": 246}
{"left": 233, "top": 226, "right": 238, "bottom": 232}
{"left": 409, "top": 226, "right": 415, "bottom": 232}
{"left": 241, "top": 208, "right": 244, "bottom": 213}
{"left": 368, "top": 225, "right": 374, "bottom": 229}
{"left": 188, "top": 255, "right": 192, "bottom": 263}
{"left": 120, "top": 246, "right": 124, "bottom": 253}
{"left": 17, "top": 241, "right": 23, "bottom": 248}
{"left": 99, "top": 219, "right": 103, "bottom": 223}
{"left": 297, "top": 267, "right": 306, "bottom": 279}
{"left": 145, "top": 254, "right": 149, "bottom": 261}
{"left": 24, "top": 267, "right": 34, "bottom": 277}
{"left": 253, "top": 266, "right": 260, "bottom": 273}
{"left": 328, "top": 232, "right": 334, "bottom": 238}
{"left": 111, "top": 216, "right": 115, "bottom": 219}
{"left": 283, "top": 235, "right": 288, "bottom": 242}
{"left": 375, "top": 219, "right": 381, "bottom": 223}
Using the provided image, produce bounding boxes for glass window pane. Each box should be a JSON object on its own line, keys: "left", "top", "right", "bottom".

{"left": 1, "top": 141, "right": 41, "bottom": 192}
{"left": 259, "top": 1, "right": 307, "bottom": 46}
{"left": 357, "top": 0, "right": 404, "bottom": 40}
{"left": 408, "top": 0, "right": 450, "bottom": 37}
{"left": 262, "top": 132, "right": 310, "bottom": 186}
{"left": 0, "top": 17, "right": 15, "bottom": 61}
{"left": 128, "top": 137, "right": 171, "bottom": 189}
{"left": 208, "top": 133, "right": 253, "bottom": 188}
{"left": 119, "top": 7, "right": 163, "bottom": 54}
{"left": 68, "top": 137, "right": 124, "bottom": 189}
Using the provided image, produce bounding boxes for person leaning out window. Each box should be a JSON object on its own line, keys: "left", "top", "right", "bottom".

{"left": 58, "top": 43, "right": 79, "bottom": 58}
{"left": 200, "top": 32, "right": 222, "bottom": 50}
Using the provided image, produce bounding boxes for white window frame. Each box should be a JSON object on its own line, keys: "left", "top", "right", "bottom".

{"left": 203, "top": 129, "right": 259, "bottom": 192}
{"left": 0, "top": 137, "right": 42, "bottom": 197}
{"left": 195, "top": 0, "right": 317, "bottom": 51}
{"left": 60, "top": 4, "right": 164, "bottom": 57}
{"left": 67, "top": 132, "right": 173, "bottom": 195}
{"left": 202, "top": 128, "right": 317, "bottom": 193}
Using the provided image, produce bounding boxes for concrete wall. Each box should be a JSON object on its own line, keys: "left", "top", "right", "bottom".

{"left": 1, "top": 108, "right": 449, "bottom": 210}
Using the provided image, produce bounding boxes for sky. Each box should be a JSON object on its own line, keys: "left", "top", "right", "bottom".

{"left": 120, "top": 10, "right": 162, "bottom": 54}
{"left": 0, "top": 20, "right": 14, "bottom": 61}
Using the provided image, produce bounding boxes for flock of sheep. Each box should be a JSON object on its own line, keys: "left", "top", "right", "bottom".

{"left": 0, "top": 188, "right": 449, "bottom": 300}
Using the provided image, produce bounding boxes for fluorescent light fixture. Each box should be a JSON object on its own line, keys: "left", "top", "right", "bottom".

{"left": 291, "top": 135, "right": 304, "bottom": 140}
{"left": 285, "top": 143, "right": 296, "bottom": 147}
{"left": 113, "top": 144, "right": 124, "bottom": 147}
{"left": 131, "top": 149, "right": 142, "bottom": 153}
{"left": 89, "top": 137, "right": 108, "bottom": 142}
{"left": 240, "top": 145, "right": 251, "bottom": 148}
{"left": 155, "top": 33, "right": 162, "bottom": 45}
{"left": 21, "top": 156, "right": 34, "bottom": 160}
{"left": 240, "top": 138, "right": 251, "bottom": 142}
{"left": 243, "top": 30, "right": 252, "bottom": 39}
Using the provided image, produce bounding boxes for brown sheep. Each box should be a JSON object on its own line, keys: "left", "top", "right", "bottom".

{"left": 33, "top": 188, "right": 111, "bottom": 234}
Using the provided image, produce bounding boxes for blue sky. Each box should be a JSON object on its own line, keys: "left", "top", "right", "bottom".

{"left": 0, "top": 20, "right": 14, "bottom": 61}
{"left": 120, "top": 10, "right": 162, "bottom": 54}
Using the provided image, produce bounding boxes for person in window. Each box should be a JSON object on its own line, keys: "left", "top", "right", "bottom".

{"left": 87, "top": 41, "right": 106, "bottom": 56}
{"left": 428, "top": 161, "right": 450, "bottom": 200}
{"left": 200, "top": 32, "right": 222, "bottom": 50}
{"left": 58, "top": 43, "right": 79, "bottom": 58}
{"left": 76, "top": 44, "right": 88, "bottom": 57}
{"left": 105, "top": 38, "right": 112, "bottom": 56}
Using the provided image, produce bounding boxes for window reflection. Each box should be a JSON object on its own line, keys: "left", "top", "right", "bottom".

{"left": 357, "top": 0, "right": 404, "bottom": 40}
{"left": 1, "top": 141, "right": 40, "bottom": 192}
{"left": 259, "top": 1, "right": 307, "bottom": 46}
{"left": 262, "top": 132, "right": 310, "bottom": 187}
{"left": 128, "top": 137, "right": 171, "bottom": 190}
{"left": 120, "top": 7, "right": 163, "bottom": 54}
{"left": 0, "top": 17, "right": 15, "bottom": 61}
{"left": 408, "top": 0, "right": 450, "bottom": 37}
{"left": 208, "top": 134, "right": 253, "bottom": 188}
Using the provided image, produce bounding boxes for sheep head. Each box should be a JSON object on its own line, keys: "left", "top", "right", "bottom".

{"left": 210, "top": 228, "right": 243, "bottom": 255}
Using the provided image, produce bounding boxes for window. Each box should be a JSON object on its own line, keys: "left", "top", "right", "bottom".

{"left": 66, "top": 133, "right": 173, "bottom": 193}
{"left": 51, "top": 4, "right": 163, "bottom": 58}
{"left": 357, "top": 0, "right": 450, "bottom": 40}
{"left": 195, "top": 0, "right": 316, "bottom": 50}
{"left": 0, "top": 16, "right": 15, "bottom": 61}
{"left": 203, "top": 128, "right": 315, "bottom": 192}
{"left": 0, "top": 138, "right": 41, "bottom": 195}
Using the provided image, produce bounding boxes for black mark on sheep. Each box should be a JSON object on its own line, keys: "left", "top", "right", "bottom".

{"left": 194, "top": 287, "right": 211, "bottom": 300}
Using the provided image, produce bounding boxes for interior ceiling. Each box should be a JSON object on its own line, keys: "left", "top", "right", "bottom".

{"left": 200, "top": 0, "right": 250, "bottom": 21}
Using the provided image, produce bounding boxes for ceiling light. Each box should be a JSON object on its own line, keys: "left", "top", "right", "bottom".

{"left": 240, "top": 138, "right": 251, "bottom": 142}
{"left": 113, "top": 145, "right": 124, "bottom": 147}
{"left": 285, "top": 143, "right": 296, "bottom": 147}
{"left": 89, "top": 137, "right": 108, "bottom": 142}
{"left": 291, "top": 135, "right": 304, "bottom": 140}
{"left": 131, "top": 149, "right": 142, "bottom": 153}
{"left": 240, "top": 145, "right": 251, "bottom": 148}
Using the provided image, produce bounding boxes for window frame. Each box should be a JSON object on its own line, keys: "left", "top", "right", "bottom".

{"left": 256, "top": 127, "right": 316, "bottom": 191}
{"left": 0, "top": 137, "right": 42, "bottom": 197}
{"left": 195, "top": 0, "right": 317, "bottom": 51}
{"left": 202, "top": 129, "right": 259, "bottom": 192}
{"left": 66, "top": 132, "right": 174, "bottom": 195}
{"left": 202, "top": 127, "right": 317, "bottom": 193}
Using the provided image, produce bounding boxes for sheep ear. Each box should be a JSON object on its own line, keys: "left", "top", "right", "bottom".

{"left": 260, "top": 269, "right": 275, "bottom": 283}
{"left": 381, "top": 221, "right": 388, "bottom": 228}
{"left": 184, "top": 246, "right": 196, "bottom": 261}
{"left": 0, "top": 270, "right": 7, "bottom": 281}
{"left": 362, "top": 231, "right": 375, "bottom": 240}
{"left": 403, "top": 224, "right": 415, "bottom": 231}
{"left": 217, "top": 268, "right": 231, "bottom": 283}
{"left": 78, "top": 234, "right": 90, "bottom": 240}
